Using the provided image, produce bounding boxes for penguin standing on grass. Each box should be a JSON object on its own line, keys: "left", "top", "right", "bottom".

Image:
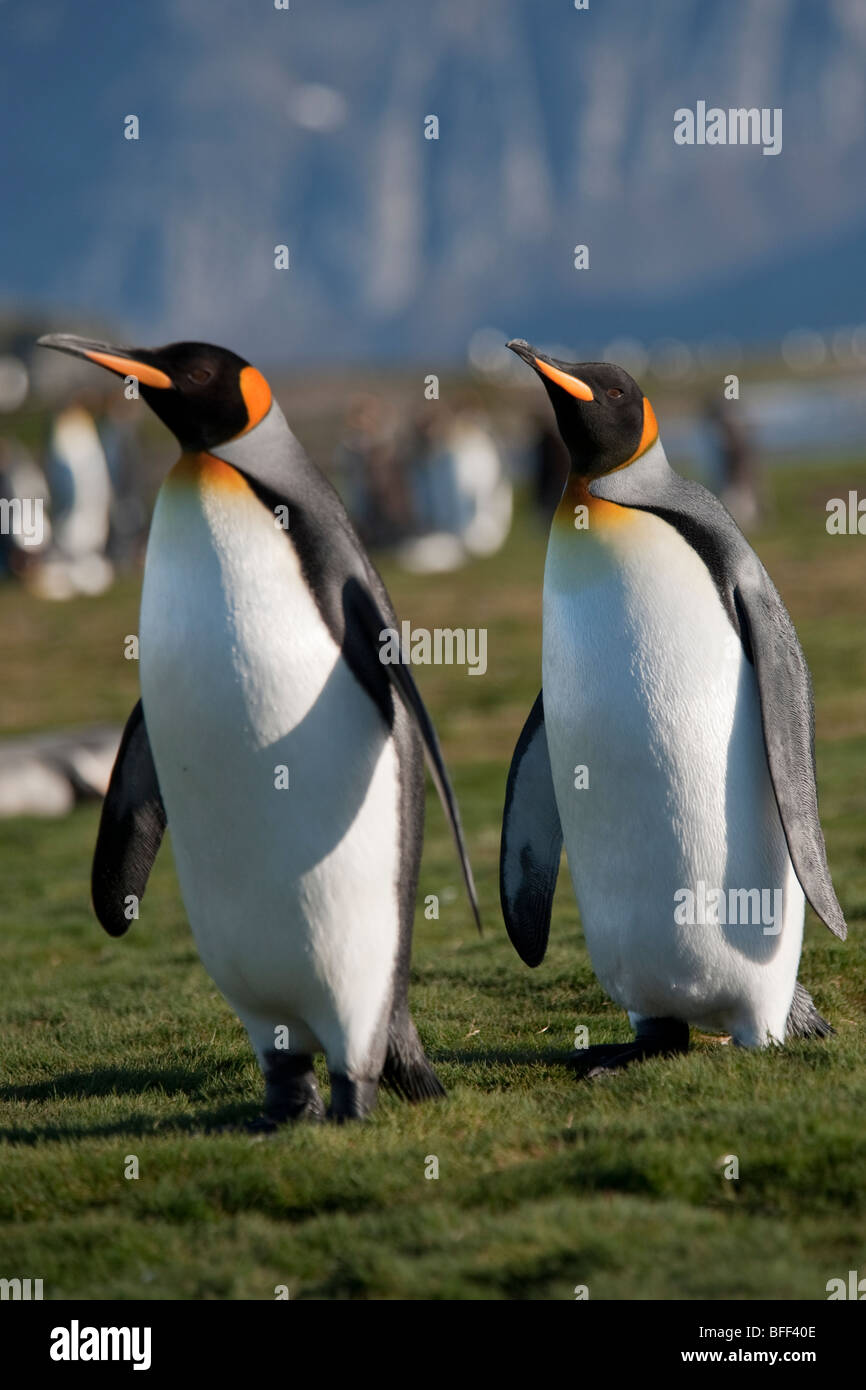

{"left": 501, "top": 340, "right": 845, "bottom": 1076}
{"left": 38, "top": 333, "right": 480, "bottom": 1124}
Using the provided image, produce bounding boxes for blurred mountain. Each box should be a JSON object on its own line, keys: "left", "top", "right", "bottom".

{"left": 1, "top": 0, "right": 865, "bottom": 363}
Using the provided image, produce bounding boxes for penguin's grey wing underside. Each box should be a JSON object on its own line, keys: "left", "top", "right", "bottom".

{"left": 500, "top": 690, "right": 563, "bottom": 965}
{"left": 591, "top": 453, "right": 846, "bottom": 941}
{"left": 731, "top": 574, "right": 845, "bottom": 939}
{"left": 92, "top": 700, "right": 167, "bottom": 938}
{"left": 342, "top": 575, "right": 481, "bottom": 931}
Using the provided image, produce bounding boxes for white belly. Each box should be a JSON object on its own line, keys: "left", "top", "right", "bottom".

{"left": 139, "top": 459, "right": 401, "bottom": 1073}
{"left": 543, "top": 502, "right": 803, "bottom": 1044}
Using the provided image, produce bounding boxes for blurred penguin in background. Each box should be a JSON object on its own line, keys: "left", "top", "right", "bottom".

{"left": 37, "top": 395, "right": 114, "bottom": 598}
{"left": 398, "top": 393, "right": 512, "bottom": 573}
{"left": 333, "top": 394, "right": 410, "bottom": 547}
{"left": 703, "top": 397, "right": 765, "bottom": 532}
{"left": 98, "top": 389, "right": 149, "bottom": 568}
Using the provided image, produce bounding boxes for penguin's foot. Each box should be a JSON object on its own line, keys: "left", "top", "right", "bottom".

{"left": 571, "top": 1017, "right": 690, "bottom": 1080}
{"left": 245, "top": 1113, "right": 283, "bottom": 1136}
{"left": 244, "top": 1100, "right": 325, "bottom": 1134}
{"left": 327, "top": 1074, "right": 379, "bottom": 1123}
{"left": 258, "top": 1051, "right": 326, "bottom": 1127}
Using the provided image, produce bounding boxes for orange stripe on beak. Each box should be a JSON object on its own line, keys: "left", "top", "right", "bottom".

{"left": 236, "top": 365, "right": 273, "bottom": 436}
{"left": 84, "top": 350, "right": 173, "bottom": 389}
{"left": 625, "top": 396, "right": 659, "bottom": 463}
{"left": 533, "top": 358, "right": 594, "bottom": 401}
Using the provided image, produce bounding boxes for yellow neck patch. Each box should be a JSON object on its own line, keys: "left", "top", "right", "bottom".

{"left": 167, "top": 452, "right": 251, "bottom": 495}
{"left": 553, "top": 473, "right": 633, "bottom": 532}
{"left": 552, "top": 396, "right": 658, "bottom": 531}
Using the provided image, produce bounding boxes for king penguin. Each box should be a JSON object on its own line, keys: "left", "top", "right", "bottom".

{"left": 37, "top": 333, "right": 480, "bottom": 1123}
{"left": 500, "top": 339, "right": 845, "bottom": 1076}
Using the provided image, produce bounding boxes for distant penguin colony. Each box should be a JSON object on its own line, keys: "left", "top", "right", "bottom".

{"left": 36, "top": 327, "right": 846, "bottom": 1117}
{"left": 38, "top": 333, "right": 480, "bottom": 1124}
{"left": 500, "top": 340, "right": 845, "bottom": 1075}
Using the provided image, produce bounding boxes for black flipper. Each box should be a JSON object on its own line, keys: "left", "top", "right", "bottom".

{"left": 591, "top": 450, "right": 846, "bottom": 941}
{"left": 500, "top": 691, "right": 563, "bottom": 966}
{"left": 343, "top": 575, "right": 481, "bottom": 931}
{"left": 92, "top": 700, "right": 166, "bottom": 937}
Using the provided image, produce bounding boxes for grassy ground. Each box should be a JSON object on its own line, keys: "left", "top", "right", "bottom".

{"left": 1, "top": 459, "right": 865, "bottom": 1300}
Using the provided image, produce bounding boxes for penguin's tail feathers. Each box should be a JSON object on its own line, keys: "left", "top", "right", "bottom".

{"left": 382, "top": 1017, "right": 447, "bottom": 1102}
{"left": 786, "top": 981, "right": 834, "bottom": 1040}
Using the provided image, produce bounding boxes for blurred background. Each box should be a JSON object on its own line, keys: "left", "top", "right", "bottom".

{"left": 1, "top": 0, "right": 865, "bottom": 788}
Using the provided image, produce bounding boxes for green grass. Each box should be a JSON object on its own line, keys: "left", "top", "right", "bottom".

{"left": 1, "top": 461, "right": 865, "bottom": 1300}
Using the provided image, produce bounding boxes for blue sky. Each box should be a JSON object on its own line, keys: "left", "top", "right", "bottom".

{"left": 2, "top": 0, "right": 866, "bottom": 364}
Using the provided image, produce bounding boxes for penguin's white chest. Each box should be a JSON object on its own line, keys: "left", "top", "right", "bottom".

{"left": 542, "top": 493, "right": 802, "bottom": 1044}
{"left": 138, "top": 456, "right": 402, "bottom": 1071}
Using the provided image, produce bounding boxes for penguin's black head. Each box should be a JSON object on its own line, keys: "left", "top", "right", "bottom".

{"left": 36, "top": 335, "right": 273, "bottom": 451}
{"left": 507, "top": 339, "right": 658, "bottom": 477}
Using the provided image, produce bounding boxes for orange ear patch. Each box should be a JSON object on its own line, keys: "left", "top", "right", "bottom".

{"left": 237, "top": 365, "right": 272, "bottom": 435}
{"left": 533, "top": 358, "right": 594, "bottom": 401}
{"left": 625, "top": 396, "right": 659, "bottom": 463}
{"left": 84, "top": 350, "right": 172, "bottom": 389}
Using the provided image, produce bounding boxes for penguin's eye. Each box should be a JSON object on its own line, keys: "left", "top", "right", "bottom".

{"left": 187, "top": 367, "right": 213, "bottom": 385}
{"left": 606, "top": 388, "right": 624, "bottom": 399}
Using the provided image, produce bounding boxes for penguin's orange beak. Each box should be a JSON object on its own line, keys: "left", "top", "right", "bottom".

{"left": 530, "top": 357, "right": 594, "bottom": 401}
{"left": 37, "top": 334, "right": 173, "bottom": 389}
{"left": 506, "top": 339, "right": 594, "bottom": 401}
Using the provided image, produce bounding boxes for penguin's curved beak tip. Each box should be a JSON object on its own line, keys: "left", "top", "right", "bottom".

{"left": 506, "top": 338, "right": 537, "bottom": 365}
{"left": 508, "top": 341, "right": 595, "bottom": 402}
{"left": 37, "top": 333, "right": 116, "bottom": 356}
{"left": 39, "top": 333, "right": 90, "bottom": 354}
